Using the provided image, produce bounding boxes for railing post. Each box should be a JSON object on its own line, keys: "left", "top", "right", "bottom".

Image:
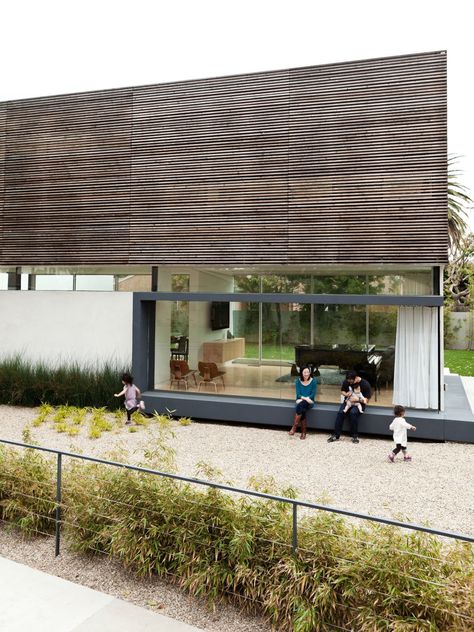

{"left": 55, "top": 453, "right": 62, "bottom": 557}
{"left": 292, "top": 503, "right": 298, "bottom": 553}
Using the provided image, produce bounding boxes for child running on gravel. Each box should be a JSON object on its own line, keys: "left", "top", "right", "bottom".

{"left": 114, "top": 372, "right": 142, "bottom": 425}
{"left": 388, "top": 405, "right": 416, "bottom": 462}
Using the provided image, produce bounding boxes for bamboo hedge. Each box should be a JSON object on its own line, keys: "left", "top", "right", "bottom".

{"left": 0, "top": 442, "right": 472, "bottom": 631}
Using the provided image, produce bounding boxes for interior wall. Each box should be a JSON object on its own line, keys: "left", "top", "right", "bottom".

{"left": 190, "top": 270, "right": 233, "bottom": 365}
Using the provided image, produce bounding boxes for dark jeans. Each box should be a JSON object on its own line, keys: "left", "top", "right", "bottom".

{"left": 392, "top": 444, "right": 407, "bottom": 454}
{"left": 333, "top": 403, "right": 361, "bottom": 438}
{"left": 296, "top": 400, "right": 312, "bottom": 420}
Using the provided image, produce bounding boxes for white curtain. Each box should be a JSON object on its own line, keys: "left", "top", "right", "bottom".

{"left": 393, "top": 306, "right": 439, "bottom": 409}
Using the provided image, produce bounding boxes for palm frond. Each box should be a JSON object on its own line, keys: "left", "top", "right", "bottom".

{"left": 447, "top": 155, "right": 472, "bottom": 254}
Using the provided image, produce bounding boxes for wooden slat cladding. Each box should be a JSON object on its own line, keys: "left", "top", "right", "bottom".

{"left": 130, "top": 70, "right": 290, "bottom": 264}
{"left": 0, "top": 105, "right": 5, "bottom": 259}
{"left": 288, "top": 54, "right": 447, "bottom": 264}
{"left": 2, "top": 90, "right": 133, "bottom": 264}
{"left": 0, "top": 51, "right": 447, "bottom": 267}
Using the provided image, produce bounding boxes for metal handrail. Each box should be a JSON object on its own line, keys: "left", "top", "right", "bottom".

{"left": 1, "top": 437, "right": 473, "bottom": 558}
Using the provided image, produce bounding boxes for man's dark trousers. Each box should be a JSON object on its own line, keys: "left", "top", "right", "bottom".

{"left": 333, "top": 403, "right": 361, "bottom": 438}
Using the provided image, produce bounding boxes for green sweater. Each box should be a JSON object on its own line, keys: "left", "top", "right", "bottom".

{"left": 295, "top": 377, "right": 317, "bottom": 404}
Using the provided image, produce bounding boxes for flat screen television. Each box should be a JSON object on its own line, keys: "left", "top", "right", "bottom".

{"left": 210, "top": 302, "right": 230, "bottom": 330}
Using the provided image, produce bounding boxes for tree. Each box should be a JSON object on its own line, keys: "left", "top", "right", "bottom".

{"left": 448, "top": 155, "right": 472, "bottom": 255}
{"left": 444, "top": 233, "right": 474, "bottom": 311}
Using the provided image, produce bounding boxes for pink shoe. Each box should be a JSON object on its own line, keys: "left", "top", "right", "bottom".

{"left": 388, "top": 453, "right": 395, "bottom": 463}
{"left": 403, "top": 455, "right": 412, "bottom": 462}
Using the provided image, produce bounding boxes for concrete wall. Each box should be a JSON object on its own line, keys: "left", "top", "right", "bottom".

{"left": 0, "top": 291, "right": 133, "bottom": 366}
{"left": 446, "top": 311, "right": 474, "bottom": 350}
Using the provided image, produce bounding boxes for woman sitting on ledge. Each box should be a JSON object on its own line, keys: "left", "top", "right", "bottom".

{"left": 289, "top": 365, "right": 317, "bottom": 440}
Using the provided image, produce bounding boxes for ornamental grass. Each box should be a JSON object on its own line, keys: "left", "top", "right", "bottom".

{"left": 0, "top": 355, "right": 126, "bottom": 409}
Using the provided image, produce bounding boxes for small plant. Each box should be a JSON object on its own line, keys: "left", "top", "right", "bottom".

{"left": 113, "top": 409, "right": 124, "bottom": 426}
{"left": 194, "top": 460, "right": 225, "bottom": 482}
{"left": 142, "top": 416, "right": 177, "bottom": 471}
{"left": 131, "top": 411, "right": 148, "bottom": 426}
{"left": 53, "top": 405, "right": 71, "bottom": 424}
{"left": 178, "top": 416, "right": 192, "bottom": 426}
{"left": 32, "top": 402, "right": 54, "bottom": 427}
{"left": 70, "top": 407, "right": 87, "bottom": 426}
{"left": 21, "top": 425, "right": 37, "bottom": 445}
{"left": 88, "top": 426, "right": 102, "bottom": 439}
{"left": 88, "top": 407, "right": 113, "bottom": 439}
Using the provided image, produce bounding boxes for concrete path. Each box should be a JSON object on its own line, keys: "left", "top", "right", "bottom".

{"left": 0, "top": 556, "right": 204, "bottom": 632}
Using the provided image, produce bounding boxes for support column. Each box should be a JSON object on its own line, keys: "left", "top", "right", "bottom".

{"left": 7, "top": 267, "right": 21, "bottom": 290}
{"left": 151, "top": 266, "right": 158, "bottom": 292}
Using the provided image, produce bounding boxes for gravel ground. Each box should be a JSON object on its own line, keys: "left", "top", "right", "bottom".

{"left": 1, "top": 404, "right": 473, "bottom": 630}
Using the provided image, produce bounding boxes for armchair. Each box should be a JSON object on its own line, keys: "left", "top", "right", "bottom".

{"left": 170, "top": 360, "right": 197, "bottom": 390}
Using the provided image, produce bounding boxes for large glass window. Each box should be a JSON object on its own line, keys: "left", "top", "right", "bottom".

{"left": 155, "top": 299, "right": 399, "bottom": 407}
{"left": 175, "top": 269, "right": 433, "bottom": 296}
{"left": 368, "top": 271, "right": 432, "bottom": 295}
{"left": 0, "top": 267, "right": 152, "bottom": 291}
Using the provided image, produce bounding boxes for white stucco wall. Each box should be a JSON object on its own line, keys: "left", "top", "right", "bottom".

{"left": 0, "top": 291, "right": 133, "bottom": 367}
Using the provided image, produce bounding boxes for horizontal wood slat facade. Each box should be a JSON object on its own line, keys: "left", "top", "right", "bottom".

{"left": 0, "top": 51, "right": 448, "bottom": 266}
{"left": 0, "top": 105, "right": 5, "bottom": 249}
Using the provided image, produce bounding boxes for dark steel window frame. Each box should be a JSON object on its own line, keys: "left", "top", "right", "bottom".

{"left": 133, "top": 291, "right": 444, "bottom": 411}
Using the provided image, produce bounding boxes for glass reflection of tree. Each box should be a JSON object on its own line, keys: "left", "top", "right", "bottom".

{"left": 171, "top": 274, "right": 189, "bottom": 337}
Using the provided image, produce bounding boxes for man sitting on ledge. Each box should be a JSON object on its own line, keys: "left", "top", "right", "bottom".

{"left": 327, "top": 370, "right": 372, "bottom": 444}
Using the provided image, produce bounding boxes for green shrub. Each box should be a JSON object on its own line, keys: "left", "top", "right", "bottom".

{"left": 0, "top": 445, "right": 56, "bottom": 536}
{"left": 0, "top": 444, "right": 472, "bottom": 631}
{"left": 0, "top": 355, "right": 128, "bottom": 409}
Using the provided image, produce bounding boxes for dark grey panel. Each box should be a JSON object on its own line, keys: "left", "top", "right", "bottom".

{"left": 133, "top": 291, "right": 444, "bottom": 306}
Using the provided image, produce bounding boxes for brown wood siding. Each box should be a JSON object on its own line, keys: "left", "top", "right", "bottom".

{"left": 130, "top": 70, "right": 290, "bottom": 264}
{"left": 0, "top": 51, "right": 447, "bottom": 267}
{"left": 0, "top": 104, "right": 5, "bottom": 260}
{"left": 2, "top": 90, "right": 133, "bottom": 264}
{"left": 288, "top": 53, "right": 447, "bottom": 264}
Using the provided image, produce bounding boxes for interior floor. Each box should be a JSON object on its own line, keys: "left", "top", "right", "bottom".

{"left": 157, "top": 360, "right": 394, "bottom": 406}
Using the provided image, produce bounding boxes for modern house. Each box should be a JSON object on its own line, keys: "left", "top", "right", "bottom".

{"left": 2, "top": 50, "right": 471, "bottom": 440}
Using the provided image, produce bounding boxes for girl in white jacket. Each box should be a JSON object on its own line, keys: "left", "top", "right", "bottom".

{"left": 388, "top": 405, "right": 416, "bottom": 462}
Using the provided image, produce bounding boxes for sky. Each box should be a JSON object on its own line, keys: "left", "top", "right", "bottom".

{"left": 1, "top": 0, "right": 473, "bottom": 228}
